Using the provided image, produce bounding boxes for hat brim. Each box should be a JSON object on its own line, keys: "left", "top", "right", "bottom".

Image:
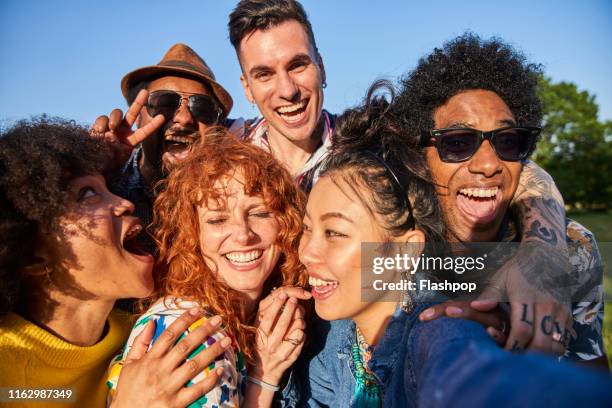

{"left": 121, "top": 65, "right": 233, "bottom": 117}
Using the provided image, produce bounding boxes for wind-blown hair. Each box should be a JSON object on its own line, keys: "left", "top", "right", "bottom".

{"left": 151, "top": 128, "right": 306, "bottom": 364}
{"left": 394, "top": 33, "right": 543, "bottom": 154}
{"left": 321, "top": 80, "right": 446, "bottom": 244}
{"left": 0, "top": 117, "right": 112, "bottom": 315}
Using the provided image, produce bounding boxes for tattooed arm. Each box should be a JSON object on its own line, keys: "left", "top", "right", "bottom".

{"left": 494, "top": 161, "right": 573, "bottom": 354}
{"left": 511, "top": 161, "right": 566, "bottom": 251}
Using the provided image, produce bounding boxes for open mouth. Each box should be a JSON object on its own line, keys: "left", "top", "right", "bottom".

{"left": 308, "top": 275, "right": 339, "bottom": 299}
{"left": 122, "top": 223, "right": 151, "bottom": 258}
{"left": 456, "top": 186, "right": 501, "bottom": 223}
{"left": 224, "top": 250, "right": 263, "bottom": 266}
{"left": 163, "top": 132, "right": 199, "bottom": 157}
{"left": 275, "top": 100, "right": 308, "bottom": 123}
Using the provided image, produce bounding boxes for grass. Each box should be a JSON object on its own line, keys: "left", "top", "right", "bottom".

{"left": 568, "top": 211, "right": 611, "bottom": 368}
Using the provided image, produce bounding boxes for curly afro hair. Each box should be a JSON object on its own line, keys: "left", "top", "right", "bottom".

{"left": 0, "top": 117, "right": 112, "bottom": 315}
{"left": 394, "top": 33, "right": 543, "bottom": 151}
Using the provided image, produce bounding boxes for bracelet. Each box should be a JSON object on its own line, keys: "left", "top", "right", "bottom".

{"left": 246, "top": 376, "right": 280, "bottom": 392}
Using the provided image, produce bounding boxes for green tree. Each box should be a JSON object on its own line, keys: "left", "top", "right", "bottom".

{"left": 534, "top": 77, "right": 612, "bottom": 210}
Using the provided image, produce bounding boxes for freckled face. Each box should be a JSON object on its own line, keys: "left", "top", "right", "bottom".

{"left": 425, "top": 90, "right": 522, "bottom": 242}
{"left": 197, "top": 172, "right": 281, "bottom": 301}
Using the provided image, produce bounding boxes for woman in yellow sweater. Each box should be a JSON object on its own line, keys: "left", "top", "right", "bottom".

{"left": 0, "top": 118, "right": 226, "bottom": 407}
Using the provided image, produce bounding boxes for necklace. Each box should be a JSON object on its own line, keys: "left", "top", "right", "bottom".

{"left": 352, "top": 327, "right": 382, "bottom": 407}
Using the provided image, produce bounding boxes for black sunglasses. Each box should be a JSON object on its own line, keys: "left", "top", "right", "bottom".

{"left": 420, "top": 126, "right": 540, "bottom": 163}
{"left": 147, "top": 90, "right": 222, "bottom": 125}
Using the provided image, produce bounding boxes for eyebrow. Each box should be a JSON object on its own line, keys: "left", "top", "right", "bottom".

{"left": 321, "top": 212, "right": 354, "bottom": 223}
{"left": 444, "top": 118, "right": 517, "bottom": 129}
{"left": 248, "top": 53, "right": 313, "bottom": 77}
{"left": 245, "top": 202, "right": 267, "bottom": 211}
{"left": 287, "top": 53, "right": 312, "bottom": 68}
{"left": 446, "top": 121, "right": 473, "bottom": 128}
{"left": 499, "top": 118, "right": 517, "bottom": 127}
{"left": 249, "top": 64, "right": 272, "bottom": 77}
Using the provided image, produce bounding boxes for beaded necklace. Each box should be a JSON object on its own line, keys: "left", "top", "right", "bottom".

{"left": 352, "top": 327, "right": 382, "bottom": 407}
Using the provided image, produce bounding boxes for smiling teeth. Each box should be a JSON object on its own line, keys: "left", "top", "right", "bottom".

{"left": 225, "top": 250, "right": 262, "bottom": 264}
{"left": 276, "top": 100, "right": 307, "bottom": 114}
{"left": 308, "top": 276, "right": 337, "bottom": 287}
{"left": 165, "top": 136, "right": 195, "bottom": 144}
{"left": 459, "top": 187, "right": 499, "bottom": 198}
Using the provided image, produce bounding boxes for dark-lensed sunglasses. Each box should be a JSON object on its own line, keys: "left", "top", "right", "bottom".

{"left": 420, "top": 126, "right": 540, "bottom": 163}
{"left": 146, "top": 90, "right": 222, "bottom": 125}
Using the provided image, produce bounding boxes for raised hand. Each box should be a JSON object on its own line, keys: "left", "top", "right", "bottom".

{"left": 251, "top": 286, "right": 311, "bottom": 387}
{"left": 110, "top": 308, "right": 231, "bottom": 408}
{"left": 90, "top": 89, "right": 165, "bottom": 169}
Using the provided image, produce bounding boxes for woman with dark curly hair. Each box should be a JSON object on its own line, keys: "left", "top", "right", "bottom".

{"left": 0, "top": 118, "right": 228, "bottom": 407}
{"left": 107, "top": 128, "right": 310, "bottom": 407}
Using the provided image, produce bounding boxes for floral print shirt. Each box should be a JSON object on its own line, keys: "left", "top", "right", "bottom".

{"left": 107, "top": 297, "right": 247, "bottom": 407}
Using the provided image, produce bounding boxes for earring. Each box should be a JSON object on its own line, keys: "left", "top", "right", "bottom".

{"left": 322, "top": 81, "right": 327, "bottom": 89}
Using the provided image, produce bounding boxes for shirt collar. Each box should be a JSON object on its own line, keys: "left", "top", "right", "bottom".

{"left": 244, "top": 110, "right": 334, "bottom": 180}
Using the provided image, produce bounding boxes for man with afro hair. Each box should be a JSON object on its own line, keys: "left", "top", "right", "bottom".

{"left": 397, "top": 33, "right": 606, "bottom": 369}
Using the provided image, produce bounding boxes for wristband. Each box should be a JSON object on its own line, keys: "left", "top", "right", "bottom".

{"left": 246, "top": 375, "right": 280, "bottom": 392}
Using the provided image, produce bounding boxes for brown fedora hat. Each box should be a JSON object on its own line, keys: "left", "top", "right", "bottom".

{"left": 121, "top": 43, "right": 233, "bottom": 116}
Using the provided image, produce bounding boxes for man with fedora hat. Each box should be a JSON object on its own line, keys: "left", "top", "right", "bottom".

{"left": 91, "top": 43, "right": 233, "bottom": 229}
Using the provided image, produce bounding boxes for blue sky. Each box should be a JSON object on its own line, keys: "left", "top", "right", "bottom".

{"left": 1, "top": 0, "right": 611, "bottom": 128}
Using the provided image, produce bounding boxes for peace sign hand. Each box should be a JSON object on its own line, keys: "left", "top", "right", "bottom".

{"left": 90, "top": 89, "right": 165, "bottom": 170}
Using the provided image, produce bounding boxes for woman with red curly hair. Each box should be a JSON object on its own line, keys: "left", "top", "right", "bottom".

{"left": 108, "top": 128, "right": 310, "bottom": 407}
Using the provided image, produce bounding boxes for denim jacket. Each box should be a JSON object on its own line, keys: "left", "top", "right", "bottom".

{"left": 295, "top": 303, "right": 612, "bottom": 407}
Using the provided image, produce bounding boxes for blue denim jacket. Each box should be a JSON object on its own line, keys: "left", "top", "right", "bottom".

{"left": 296, "top": 303, "right": 612, "bottom": 407}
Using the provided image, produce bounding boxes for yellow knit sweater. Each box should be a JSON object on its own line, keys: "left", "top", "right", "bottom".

{"left": 0, "top": 309, "right": 133, "bottom": 407}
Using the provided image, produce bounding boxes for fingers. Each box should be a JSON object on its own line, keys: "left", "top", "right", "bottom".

{"left": 476, "top": 283, "right": 504, "bottom": 305}
{"left": 286, "top": 335, "right": 305, "bottom": 361}
{"left": 124, "top": 89, "right": 149, "bottom": 127}
{"left": 164, "top": 315, "right": 223, "bottom": 370}
{"left": 419, "top": 301, "right": 470, "bottom": 322}
{"left": 448, "top": 304, "right": 505, "bottom": 330}
{"left": 91, "top": 115, "right": 110, "bottom": 135}
{"left": 175, "top": 366, "right": 223, "bottom": 407}
{"left": 528, "top": 303, "right": 572, "bottom": 356}
{"left": 419, "top": 300, "right": 505, "bottom": 335}
{"left": 528, "top": 303, "right": 556, "bottom": 353}
{"left": 124, "top": 320, "right": 155, "bottom": 364}
{"left": 276, "top": 327, "right": 306, "bottom": 361}
{"left": 126, "top": 114, "right": 164, "bottom": 146}
{"left": 504, "top": 302, "right": 534, "bottom": 352}
{"left": 108, "top": 109, "right": 125, "bottom": 131}
{"left": 419, "top": 303, "right": 448, "bottom": 321}
{"left": 259, "top": 286, "right": 311, "bottom": 311}
{"left": 267, "top": 297, "right": 298, "bottom": 350}
{"left": 294, "top": 303, "right": 306, "bottom": 321}
{"left": 148, "top": 307, "right": 202, "bottom": 358}
{"left": 486, "top": 326, "right": 507, "bottom": 346}
{"left": 470, "top": 299, "right": 499, "bottom": 312}
{"left": 169, "top": 336, "right": 232, "bottom": 391}
{"left": 258, "top": 291, "right": 289, "bottom": 334}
